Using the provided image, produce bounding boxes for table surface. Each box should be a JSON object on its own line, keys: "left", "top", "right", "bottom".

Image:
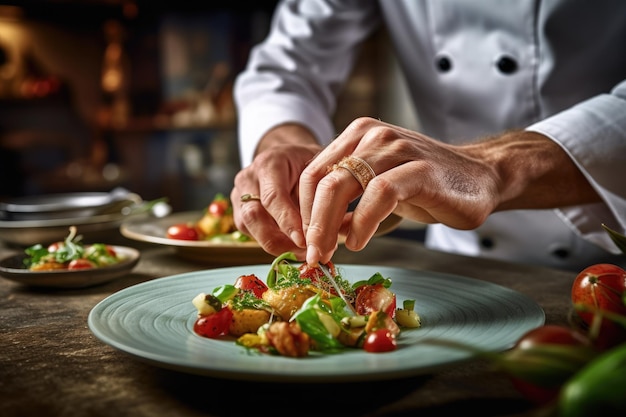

{"left": 0, "top": 233, "right": 577, "bottom": 417}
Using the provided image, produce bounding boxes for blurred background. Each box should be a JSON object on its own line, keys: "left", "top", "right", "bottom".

{"left": 0, "top": 0, "right": 420, "bottom": 213}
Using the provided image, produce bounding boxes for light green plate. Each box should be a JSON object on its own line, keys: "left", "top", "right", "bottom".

{"left": 88, "top": 264, "right": 544, "bottom": 382}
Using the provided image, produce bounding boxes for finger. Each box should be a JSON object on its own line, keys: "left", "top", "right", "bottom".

{"left": 388, "top": 160, "right": 490, "bottom": 229}
{"left": 233, "top": 151, "right": 307, "bottom": 249}
{"left": 239, "top": 200, "right": 306, "bottom": 258}
{"left": 231, "top": 168, "right": 263, "bottom": 237}
{"left": 304, "top": 167, "right": 361, "bottom": 265}
{"left": 350, "top": 160, "right": 484, "bottom": 234}
{"left": 393, "top": 202, "right": 437, "bottom": 224}
{"left": 300, "top": 136, "right": 360, "bottom": 238}
{"left": 232, "top": 171, "right": 306, "bottom": 258}
{"left": 258, "top": 155, "right": 307, "bottom": 248}
{"left": 344, "top": 177, "right": 397, "bottom": 251}
{"left": 340, "top": 161, "right": 438, "bottom": 251}
{"left": 343, "top": 162, "right": 433, "bottom": 243}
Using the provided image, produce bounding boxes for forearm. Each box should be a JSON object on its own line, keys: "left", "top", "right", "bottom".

{"left": 465, "top": 131, "right": 600, "bottom": 212}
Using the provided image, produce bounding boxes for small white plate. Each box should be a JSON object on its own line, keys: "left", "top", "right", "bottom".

{"left": 0, "top": 245, "right": 140, "bottom": 289}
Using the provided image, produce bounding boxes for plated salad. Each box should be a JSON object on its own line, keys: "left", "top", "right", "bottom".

{"left": 23, "top": 226, "right": 124, "bottom": 271}
{"left": 192, "top": 252, "right": 421, "bottom": 356}
{"left": 166, "top": 193, "right": 253, "bottom": 243}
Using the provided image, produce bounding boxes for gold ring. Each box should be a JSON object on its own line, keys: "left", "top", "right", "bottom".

{"left": 240, "top": 193, "right": 261, "bottom": 202}
{"left": 331, "top": 156, "right": 376, "bottom": 190}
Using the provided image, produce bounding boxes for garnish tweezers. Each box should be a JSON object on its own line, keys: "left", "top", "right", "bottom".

{"left": 318, "top": 263, "right": 357, "bottom": 315}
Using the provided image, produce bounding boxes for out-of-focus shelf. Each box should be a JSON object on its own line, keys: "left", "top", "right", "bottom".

{"left": 97, "top": 115, "right": 235, "bottom": 134}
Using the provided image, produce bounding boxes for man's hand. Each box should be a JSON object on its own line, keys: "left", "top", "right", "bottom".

{"left": 231, "top": 124, "right": 322, "bottom": 259}
{"left": 299, "top": 117, "right": 599, "bottom": 266}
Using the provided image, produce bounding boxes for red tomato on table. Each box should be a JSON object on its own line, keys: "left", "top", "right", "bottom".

{"left": 507, "top": 325, "right": 593, "bottom": 405}
{"left": 571, "top": 263, "right": 626, "bottom": 349}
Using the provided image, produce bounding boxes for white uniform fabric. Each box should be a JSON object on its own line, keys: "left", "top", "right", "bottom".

{"left": 234, "top": 0, "right": 626, "bottom": 270}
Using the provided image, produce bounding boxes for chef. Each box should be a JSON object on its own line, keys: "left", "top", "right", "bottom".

{"left": 231, "top": 0, "right": 626, "bottom": 271}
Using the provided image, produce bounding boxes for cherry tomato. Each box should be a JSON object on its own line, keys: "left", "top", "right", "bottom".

{"left": 571, "top": 263, "right": 626, "bottom": 349}
{"left": 166, "top": 223, "right": 202, "bottom": 241}
{"left": 47, "top": 242, "right": 65, "bottom": 253}
{"left": 68, "top": 259, "right": 96, "bottom": 270}
{"left": 193, "top": 307, "right": 234, "bottom": 338}
{"left": 104, "top": 245, "right": 116, "bottom": 257}
{"left": 234, "top": 274, "right": 268, "bottom": 298}
{"left": 507, "top": 325, "right": 594, "bottom": 405}
{"left": 208, "top": 199, "right": 229, "bottom": 217}
{"left": 355, "top": 283, "right": 396, "bottom": 318}
{"left": 363, "top": 328, "right": 397, "bottom": 353}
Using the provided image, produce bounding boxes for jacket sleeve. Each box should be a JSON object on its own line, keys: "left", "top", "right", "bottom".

{"left": 526, "top": 79, "right": 626, "bottom": 253}
{"left": 234, "top": 0, "right": 381, "bottom": 167}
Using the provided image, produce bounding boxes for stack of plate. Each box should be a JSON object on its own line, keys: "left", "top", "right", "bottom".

{"left": 0, "top": 188, "right": 148, "bottom": 246}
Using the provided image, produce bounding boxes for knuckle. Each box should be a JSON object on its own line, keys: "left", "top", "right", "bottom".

{"left": 347, "top": 116, "right": 377, "bottom": 132}
{"left": 239, "top": 203, "right": 261, "bottom": 224}
{"left": 317, "top": 173, "right": 343, "bottom": 194}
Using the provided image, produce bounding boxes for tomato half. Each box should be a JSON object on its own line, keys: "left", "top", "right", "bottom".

{"left": 166, "top": 223, "right": 202, "bottom": 241}
{"left": 355, "top": 283, "right": 396, "bottom": 318}
{"left": 234, "top": 274, "right": 268, "bottom": 298}
{"left": 193, "top": 307, "right": 234, "bottom": 338}
{"left": 363, "top": 328, "right": 397, "bottom": 353}
{"left": 571, "top": 263, "right": 626, "bottom": 349}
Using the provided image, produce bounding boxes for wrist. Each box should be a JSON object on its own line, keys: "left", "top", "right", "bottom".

{"left": 256, "top": 123, "right": 321, "bottom": 156}
{"left": 464, "top": 130, "right": 599, "bottom": 211}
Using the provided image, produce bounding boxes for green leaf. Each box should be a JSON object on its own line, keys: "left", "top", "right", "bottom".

{"left": 292, "top": 295, "right": 345, "bottom": 353}
{"left": 212, "top": 284, "right": 238, "bottom": 303}
{"left": 266, "top": 252, "right": 298, "bottom": 288}
{"left": 351, "top": 272, "right": 392, "bottom": 290}
{"left": 602, "top": 223, "right": 626, "bottom": 255}
{"left": 23, "top": 244, "right": 48, "bottom": 267}
{"left": 495, "top": 344, "right": 598, "bottom": 387}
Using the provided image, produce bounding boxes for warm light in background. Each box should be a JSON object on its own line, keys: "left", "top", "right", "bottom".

{"left": 0, "top": 5, "right": 23, "bottom": 22}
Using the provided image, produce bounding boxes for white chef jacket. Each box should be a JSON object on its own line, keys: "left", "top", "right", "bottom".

{"left": 234, "top": 0, "right": 626, "bottom": 270}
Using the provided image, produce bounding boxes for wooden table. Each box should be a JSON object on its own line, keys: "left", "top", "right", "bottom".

{"left": 0, "top": 235, "right": 575, "bottom": 417}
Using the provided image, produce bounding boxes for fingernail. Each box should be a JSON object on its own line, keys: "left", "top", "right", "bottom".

{"left": 306, "top": 243, "right": 321, "bottom": 266}
{"left": 290, "top": 230, "right": 305, "bottom": 248}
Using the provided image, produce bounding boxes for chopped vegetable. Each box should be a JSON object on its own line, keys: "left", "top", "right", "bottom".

{"left": 191, "top": 251, "right": 423, "bottom": 357}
